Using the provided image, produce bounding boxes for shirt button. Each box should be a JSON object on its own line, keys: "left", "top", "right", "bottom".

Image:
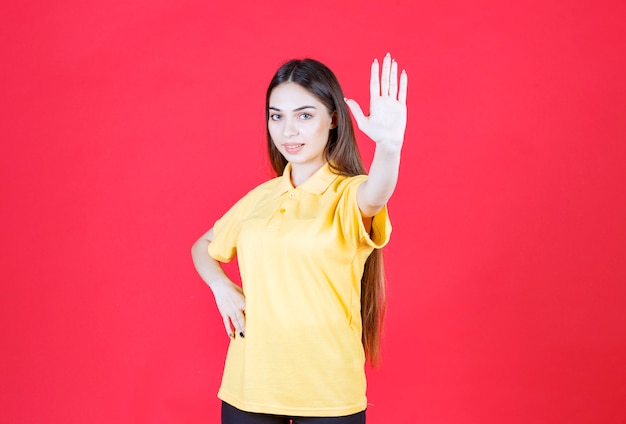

{"left": 288, "top": 192, "right": 295, "bottom": 199}
{"left": 279, "top": 208, "right": 286, "bottom": 213}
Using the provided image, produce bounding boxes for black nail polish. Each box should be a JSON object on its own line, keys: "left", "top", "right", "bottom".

{"left": 239, "top": 332, "right": 245, "bottom": 338}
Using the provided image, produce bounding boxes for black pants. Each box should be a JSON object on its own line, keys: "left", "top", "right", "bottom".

{"left": 222, "top": 402, "right": 366, "bottom": 424}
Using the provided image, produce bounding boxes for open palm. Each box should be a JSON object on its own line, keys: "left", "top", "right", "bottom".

{"left": 345, "top": 53, "right": 408, "bottom": 146}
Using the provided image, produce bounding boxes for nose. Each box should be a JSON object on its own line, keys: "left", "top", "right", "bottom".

{"left": 282, "top": 118, "right": 298, "bottom": 138}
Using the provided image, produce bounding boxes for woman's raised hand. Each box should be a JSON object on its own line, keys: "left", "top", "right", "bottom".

{"left": 345, "top": 53, "right": 408, "bottom": 147}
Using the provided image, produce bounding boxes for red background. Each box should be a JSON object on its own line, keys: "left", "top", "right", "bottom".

{"left": 1, "top": 1, "right": 625, "bottom": 423}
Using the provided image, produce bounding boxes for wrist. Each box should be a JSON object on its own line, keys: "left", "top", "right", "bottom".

{"left": 374, "top": 141, "right": 403, "bottom": 156}
{"left": 209, "top": 276, "right": 235, "bottom": 293}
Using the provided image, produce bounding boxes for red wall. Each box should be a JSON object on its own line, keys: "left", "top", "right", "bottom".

{"left": 2, "top": 1, "right": 625, "bottom": 423}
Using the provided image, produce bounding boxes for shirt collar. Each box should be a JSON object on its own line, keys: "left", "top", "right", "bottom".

{"left": 273, "top": 162, "right": 340, "bottom": 198}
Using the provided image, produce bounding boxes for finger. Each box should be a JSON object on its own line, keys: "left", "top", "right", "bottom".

{"left": 344, "top": 98, "right": 367, "bottom": 129}
{"left": 369, "top": 59, "right": 380, "bottom": 98}
{"left": 398, "top": 69, "right": 408, "bottom": 104}
{"left": 231, "top": 309, "right": 246, "bottom": 338}
{"left": 389, "top": 59, "right": 399, "bottom": 99}
{"left": 223, "top": 316, "right": 234, "bottom": 338}
{"left": 381, "top": 53, "right": 391, "bottom": 96}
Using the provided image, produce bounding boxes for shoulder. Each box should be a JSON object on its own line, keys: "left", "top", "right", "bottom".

{"left": 328, "top": 173, "right": 368, "bottom": 194}
{"left": 214, "top": 175, "right": 283, "bottom": 221}
{"left": 237, "top": 175, "right": 284, "bottom": 201}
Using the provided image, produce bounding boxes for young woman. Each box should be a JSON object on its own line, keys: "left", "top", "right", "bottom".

{"left": 191, "top": 53, "right": 408, "bottom": 424}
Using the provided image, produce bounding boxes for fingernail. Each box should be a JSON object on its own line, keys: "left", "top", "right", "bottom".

{"left": 386, "top": 52, "right": 391, "bottom": 57}
{"left": 344, "top": 97, "right": 348, "bottom": 102}
{"left": 239, "top": 332, "right": 245, "bottom": 338}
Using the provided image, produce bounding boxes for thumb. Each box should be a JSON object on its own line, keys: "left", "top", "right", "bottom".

{"left": 344, "top": 98, "right": 367, "bottom": 129}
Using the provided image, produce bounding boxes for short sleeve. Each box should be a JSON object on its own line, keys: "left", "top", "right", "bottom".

{"left": 208, "top": 191, "right": 257, "bottom": 263}
{"left": 338, "top": 176, "right": 392, "bottom": 249}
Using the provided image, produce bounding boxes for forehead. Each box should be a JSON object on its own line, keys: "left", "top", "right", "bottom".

{"left": 268, "top": 82, "right": 324, "bottom": 108}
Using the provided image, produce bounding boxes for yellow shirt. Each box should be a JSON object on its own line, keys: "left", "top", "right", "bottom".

{"left": 208, "top": 162, "right": 391, "bottom": 417}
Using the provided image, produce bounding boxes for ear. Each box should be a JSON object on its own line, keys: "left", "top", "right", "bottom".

{"left": 330, "top": 111, "right": 338, "bottom": 129}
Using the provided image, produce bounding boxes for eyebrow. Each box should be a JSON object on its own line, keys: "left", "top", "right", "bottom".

{"left": 268, "top": 105, "right": 317, "bottom": 112}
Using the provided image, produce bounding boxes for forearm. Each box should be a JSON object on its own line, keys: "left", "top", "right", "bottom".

{"left": 346, "top": 53, "right": 408, "bottom": 217}
{"left": 358, "top": 142, "right": 402, "bottom": 216}
{"left": 191, "top": 231, "right": 246, "bottom": 337}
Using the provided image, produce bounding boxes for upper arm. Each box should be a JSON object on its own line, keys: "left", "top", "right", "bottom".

{"left": 191, "top": 227, "right": 215, "bottom": 254}
{"left": 193, "top": 227, "right": 215, "bottom": 245}
{"left": 206, "top": 227, "right": 215, "bottom": 243}
{"left": 341, "top": 177, "right": 392, "bottom": 249}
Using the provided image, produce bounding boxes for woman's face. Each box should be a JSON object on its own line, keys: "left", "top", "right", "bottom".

{"left": 268, "top": 82, "right": 336, "bottom": 172}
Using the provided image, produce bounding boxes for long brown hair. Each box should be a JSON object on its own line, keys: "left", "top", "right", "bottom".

{"left": 265, "top": 59, "right": 386, "bottom": 366}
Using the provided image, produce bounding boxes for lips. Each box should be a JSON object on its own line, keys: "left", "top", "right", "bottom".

{"left": 284, "top": 143, "right": 304, "bottom": 153}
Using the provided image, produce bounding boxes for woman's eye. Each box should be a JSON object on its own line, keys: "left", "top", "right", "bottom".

{"left": 270, "top": 114, "right": 281, "bottom": 121}
{"left": 299, "top": 113, "right": 312, "bottom": 119}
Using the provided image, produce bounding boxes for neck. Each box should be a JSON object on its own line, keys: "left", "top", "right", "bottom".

{"left": 290, "top": 162, "right": 326, "bottom": 187}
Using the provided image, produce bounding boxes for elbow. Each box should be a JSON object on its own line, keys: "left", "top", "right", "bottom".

{"left": 360, "top": 203, "right": 385, "bottom": 218}
{"left": 361, "top": 192, "right": 388, "bottom": 217}
{"left": 191, "top": 228, "right": 214, "bottom": 258}
{"left": 357, "top": 183, "right": 389, "bottom": 217}
{"left": 191, "top": 238, "right": 208, "bottom": 261}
